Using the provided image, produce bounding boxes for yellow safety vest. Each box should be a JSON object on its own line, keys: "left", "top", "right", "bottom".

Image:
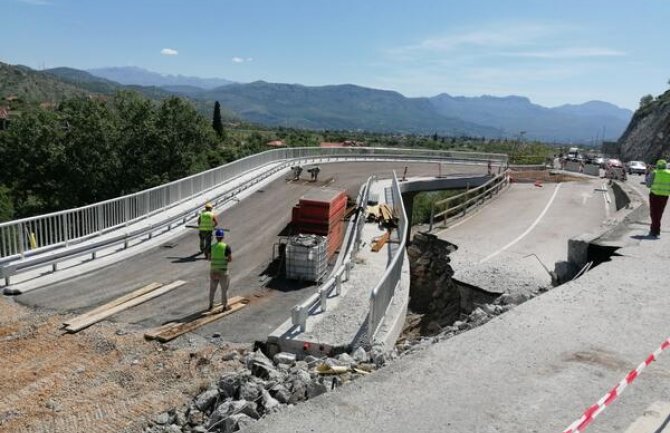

{"left": 199, "top": 211, "right": 214, "bottom": 231}
{"left": 651, "top": 169, "right": 670, "bottom": 196}
{"left": 211, "top": 242, "right": 228, "bottom": 271}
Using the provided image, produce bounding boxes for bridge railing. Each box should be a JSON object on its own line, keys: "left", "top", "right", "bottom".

{"left": 0, "top": 147, "right": 507, "bottom": 260}
{"left": 367, "top": 172, "right": 407, "bottom": 344}
{"left": 0, "top": 149, "right": 281, "bottom": 260}
{"left": 429, "top": 170, "right": 510, "bottom": 230}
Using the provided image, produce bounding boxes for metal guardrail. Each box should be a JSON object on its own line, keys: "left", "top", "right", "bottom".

{"left": 290, "top": 176, "right": 375, "bottom": 331}
{"left": 0, "top": 147, "right": 506, "bottom": 260}
{"left": 367, "top": 172, "right": 407, "bottom": 344}
{"left": 429, "top": 170, "right": 510, "bottom": 230}
{"left": 1, "top": 163, "right": 289, "bottom": 287}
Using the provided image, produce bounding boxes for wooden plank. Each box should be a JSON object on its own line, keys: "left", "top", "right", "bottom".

{"left": 65, "top": 280, "right": 186, "bottom": 333}
{"left": 63, "top": 282, "right": 163, "bottom": 327}
{"left": 371, "top": 232, "right": 390, "bottom": 252}
{"left": 143, "top": 321, "right": 179, "bottom": 340}
{"left": 380, "top": 204, "right": 394, "bottom": 222}
{"left": 143, "top": 295, "right": 246, "bottom": 340}
{"left": 153, "top": 298, "right": 249, "bottom": 343}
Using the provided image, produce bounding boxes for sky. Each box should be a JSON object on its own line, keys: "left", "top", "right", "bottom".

{"left": 2, "top": 0, "right": 669, "bottom": 110}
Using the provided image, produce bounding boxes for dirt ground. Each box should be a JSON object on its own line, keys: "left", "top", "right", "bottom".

{"left": 509, "top": 169, "right": 589, "bottom": 183}
{"left": 0, "top": 297, "right": 249, "bottom": 433}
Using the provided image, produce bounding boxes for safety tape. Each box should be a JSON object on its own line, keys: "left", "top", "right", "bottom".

{"left": 561, "top": 337, "right": 670, "bottom": 433}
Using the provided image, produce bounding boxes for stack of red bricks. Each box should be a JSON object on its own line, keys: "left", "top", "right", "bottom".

{"left": 291, "top": 188, "right": 347, "bottom": 258}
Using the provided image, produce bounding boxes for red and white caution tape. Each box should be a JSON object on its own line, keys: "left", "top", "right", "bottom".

{"left": 561, "top": 337, "right": 670, "bottom": 433}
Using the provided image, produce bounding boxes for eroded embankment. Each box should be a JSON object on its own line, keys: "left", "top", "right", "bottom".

{"left": 400, "top": 232, "right": 521, "bottom": 342}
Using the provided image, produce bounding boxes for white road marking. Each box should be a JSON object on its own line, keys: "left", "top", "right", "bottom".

{"left": 479, "top": 183, "right": 563, "bottom": 264}
{"left": 581, "top": 191, "right": 591, "bottom": 205}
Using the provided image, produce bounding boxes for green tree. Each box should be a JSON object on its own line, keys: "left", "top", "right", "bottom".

{"left": 109, "top": 91, "right": 159, "bottom": 192}
{"left": 0, "top": 185, "right": 14, "bottom": 222}
{"left": 58, "top": 97, "right": 120, "bottom": 207}
{"left": 212, "top": 101, "right": 224, "bottom": 138}
{"left": 152, "top": 97, "right": 217, "bottom": 182}
{"left": 0, "top": 107, "right": 66, "bottom": 215}
{"left": 640, "top": 94, "right": 654, "bottom": 108}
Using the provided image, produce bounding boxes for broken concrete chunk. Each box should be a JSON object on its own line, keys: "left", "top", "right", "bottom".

{"left": 273, "top": 352, "right": 296, "bottom": 365}
{"left": 194, "top": 389, "right": 219, "bottom": 412}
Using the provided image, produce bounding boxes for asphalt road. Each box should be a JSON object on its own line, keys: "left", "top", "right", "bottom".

{"left": 437, "top": 178, "right": 613, "bottom": 294}
{"left": 15, "top": 161, "right": 486, "bottom": 343}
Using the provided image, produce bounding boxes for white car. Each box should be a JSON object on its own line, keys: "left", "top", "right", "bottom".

{"left": 626, "top": 161, "right": 646, "bottom": 175}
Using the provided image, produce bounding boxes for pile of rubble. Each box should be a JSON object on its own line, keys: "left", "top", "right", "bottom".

{"left": 143, "top": 348, "right": 384, "bottom": 433}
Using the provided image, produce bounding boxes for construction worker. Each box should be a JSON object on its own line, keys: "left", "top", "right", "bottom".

{"left": 197, "top": 203, "right": 219, "bottom": 259}
{"left": 209, "top": 228, "right": 232, "bottom": 311}
{"left": 308, "top": 166, "right": 320, "bottom": 181}
{"left": 646, "top": 159, "right": 670, "bottom": 238}
{"left": 292, "top": 166, "right": 303, "bottom": 181}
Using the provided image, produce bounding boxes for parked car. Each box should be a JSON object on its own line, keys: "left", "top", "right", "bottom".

{"left": 593, "top": 156, "right": 605, "bottom": 166}
{"left": 606, "top": 158, "right": 624, "bottom": 168}
{"left": 626, "top": 160, "right": 646, "bottom": 175}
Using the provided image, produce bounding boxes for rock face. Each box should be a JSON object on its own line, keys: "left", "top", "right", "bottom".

{"left": 619, "top": 90, "right": 670, "bottom": 162}
{"left": 407, "top": 233, "right": 461, "bottom": 329}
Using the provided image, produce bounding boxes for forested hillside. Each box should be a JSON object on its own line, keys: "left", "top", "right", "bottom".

{"left": 0, "top": 62, "right": 91, "bottom": 104}
{"left": 0, "top": 92, "right": 233, "bottom": 220}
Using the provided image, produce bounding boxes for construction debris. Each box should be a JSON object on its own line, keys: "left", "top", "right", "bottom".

{"left": 371, "top": 231, "right": 391, "bottom": 252}
{"left": 366, "top": 203, "right": 397, "bottom": 227}
{"left": 144, "top": 349, "right": 385, "bottom": 433}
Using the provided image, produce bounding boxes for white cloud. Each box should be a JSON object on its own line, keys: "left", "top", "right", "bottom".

{"left": 505, "top": 47, "right": 627, "bottom": 59}
{"left": 232, "top": 57, "right": 253, "bottom": 63}
{"left": 389, "top": 24, "right": 565, "bottom": 56}
{"left": 160, "top": 48, "right": 178, "bottom": 56}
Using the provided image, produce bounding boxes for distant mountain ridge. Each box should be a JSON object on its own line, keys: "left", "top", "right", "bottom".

{"left": 87, "top": 66, "right": 235, "bottom": 90}
{"left": 3, "top": 62, "right": 633, "bottom": 143}
{"left": 203, "top": 81, "right": 503, "bottom": 137}
{"left": 429, "top": 93, "right": 631, "bottom": 142}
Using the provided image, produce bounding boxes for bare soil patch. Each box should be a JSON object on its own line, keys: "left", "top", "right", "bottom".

{"left": 0, "top": 298, "right": 248, "bottom": 433}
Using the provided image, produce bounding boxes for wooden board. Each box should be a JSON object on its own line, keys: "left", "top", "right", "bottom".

{"left": 63, "top": 282, "right": 163, "bottom": 327}
{"left": 65, "top": 280, "right": 186, "bottom": 333}
{"left": 380, "top": 204, "right": 394, "bottom": 222}
{"left": 371, "top": 232, "right": 390, "bottom": 252}
{"left": 143, "top": 295, "right": 245, "bottom": 340}
{"left": 146, "top": 296, "right": 248, "bottom": 343}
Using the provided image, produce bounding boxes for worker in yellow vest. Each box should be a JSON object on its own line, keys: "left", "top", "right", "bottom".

{"left": 646, "top": 159, "right": 670, "bottom": 238}
{"left": 197, "top": 203, "right": 219, "bottom": 259}
{"left": 210, "top": 228, "right": 232, "bottom": 311}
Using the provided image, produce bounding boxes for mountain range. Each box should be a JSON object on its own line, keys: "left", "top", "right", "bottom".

{"left": 0, "top": 62, "right": 633, "bottom": 143}
{"left": 88, "top": 66, "right": 235, "bottom": 90}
